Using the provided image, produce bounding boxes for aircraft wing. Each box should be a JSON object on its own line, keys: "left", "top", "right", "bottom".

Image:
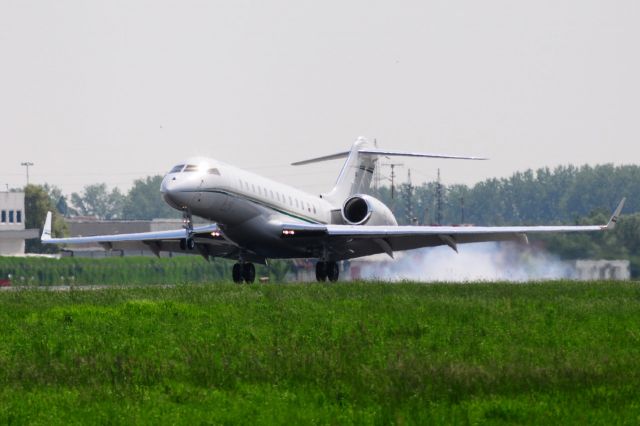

{"left": 280, "top": 199, "right": 625, "bottom": 260}
{"left": 40, "top": 212, "right": 243, "bottom": 260}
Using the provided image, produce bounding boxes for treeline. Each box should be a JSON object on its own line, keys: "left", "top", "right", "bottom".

{"left": 46, "top": 175, "right": 178, "bottom": 220}
{"left": 376, "top": 164, "right": 639, "bottom": 226}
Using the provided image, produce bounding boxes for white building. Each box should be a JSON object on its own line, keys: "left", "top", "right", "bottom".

{"left": 0, "top": 192, "right": 39, "bottom": 255}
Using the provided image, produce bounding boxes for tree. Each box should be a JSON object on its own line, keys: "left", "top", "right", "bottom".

{"left": 122, "top": 175, "right": 179, "bottom": 220}
{"left": 70, "top": 184, "right": 124, "bottom": 219}
{"left": 43, "top": 183, "right": 69, "bottom": 216}
{"left": 24, "top": 185, "right": 68, "bottom": 253}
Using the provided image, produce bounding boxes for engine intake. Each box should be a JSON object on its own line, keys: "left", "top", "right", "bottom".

{"left": 341, "top": 195, "right": 398, "bottom": 226}
{"left": 343, "top": 196, "right": 371, "bottom": 225}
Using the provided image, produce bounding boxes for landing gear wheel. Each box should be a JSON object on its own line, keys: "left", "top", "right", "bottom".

{"left": 327, "top": 261, "right": 340, "bottom": 282}
{"left": 315, "top": 261, "right": 328, "bottom": 282}
{"left": 242, "top": 263, "right": 256, "bottom": 284}
{"left": 180, "top": 238, "right": 195, "bottom": 250}
{"left": 232, "top": 263, "right": 242, "bottom": 283}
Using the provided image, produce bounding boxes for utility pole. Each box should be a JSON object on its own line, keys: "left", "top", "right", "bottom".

{"left": 21, "top": 162, "right": 34, "bottom": 186}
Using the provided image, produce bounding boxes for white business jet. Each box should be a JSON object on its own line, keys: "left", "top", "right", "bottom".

{"left": 41, "top": 137, "right": 625, "bottom": 283}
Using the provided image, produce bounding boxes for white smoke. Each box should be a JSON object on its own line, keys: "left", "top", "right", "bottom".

{"left": 355, "top": 242, "right": 577, "bottom": 282}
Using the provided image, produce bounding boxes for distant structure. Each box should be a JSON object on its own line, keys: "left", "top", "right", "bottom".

{"left": 574, "top": 260, "right": 631, "bottom": 281}
{"left": 0, "top": 191, "right": 39, "bottom": 255}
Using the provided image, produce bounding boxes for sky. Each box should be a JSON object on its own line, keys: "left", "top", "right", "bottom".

{"left": 1, "top": 0, "right": 638, "bottom": 195}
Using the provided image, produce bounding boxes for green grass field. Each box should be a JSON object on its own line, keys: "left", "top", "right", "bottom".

{"left": 1, "top": 281, "right": 640, "bottom": 425}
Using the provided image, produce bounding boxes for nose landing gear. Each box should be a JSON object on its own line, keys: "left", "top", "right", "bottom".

{"left": 179, "top": 208, "right": 196, "bottom": 251}
{"left": 232, "top": 262, "right": 256, "bottom": 284}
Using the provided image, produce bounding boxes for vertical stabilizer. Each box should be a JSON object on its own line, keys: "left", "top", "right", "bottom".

{"left": 322, "top": 137, "right": 377, "bottom": 206}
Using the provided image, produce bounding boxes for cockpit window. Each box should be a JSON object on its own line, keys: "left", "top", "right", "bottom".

{"left": 169, "top": 164, "right": 184, "bottom": 173}
{"left": 207, "top": 168, "right": 221, "bottom": 175}
{"left": 183, "top": 164, "right": 199, "bottom": 172}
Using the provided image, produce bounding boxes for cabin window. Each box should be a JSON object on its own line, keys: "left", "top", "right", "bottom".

{"left": 313, "top": 206, "right": 316, "bottom": 214}
{"left": 207, "top": 168, "right": 220, "bottom": 175}
{"left": 270, "top": 190, "right": 274, "bottom": 199}
{"left": 295, "top": 199, "right": 299, "bottom": 208}
{"left": 289, "top": 196, "right": 292, "bottom": 205}
{"left": 169, "top": 164, "right": 184, "bottom": 173}
{"left": 252, "top": 184, "right": 256, "bottom": 193}
{"left": 16, "top": 210, "right": 22, "bottom": 223}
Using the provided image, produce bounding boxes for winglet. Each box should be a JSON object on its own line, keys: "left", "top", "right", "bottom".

{"left": 604, "top": 198, "right": 626, "bottom": 230}
{"left": 41, "top": 212, "right": 52, "bottom": 241}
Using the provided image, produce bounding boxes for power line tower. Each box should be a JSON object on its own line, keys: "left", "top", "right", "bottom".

{"left": 435, "top": 168, "right": 443, "bottom": 225}
{"left": 404, "top": 169, "right": 415, "bottom": 224}
{"left": 381, "top": 163, "right": 404, "bottom": 199}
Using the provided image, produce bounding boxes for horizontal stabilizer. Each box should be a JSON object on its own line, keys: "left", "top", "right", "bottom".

{"left": 292, "top": 147, "right": 487, "bottom": 165}
{"left": 357, "top": 148, "right": 487, "bottom": 161}
{"left": 291, "top": 151, "right": 350, "bottom": 166}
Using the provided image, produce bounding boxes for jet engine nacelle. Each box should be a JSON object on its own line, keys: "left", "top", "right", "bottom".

{"left": 341, "top": 194, "right": 398, "bottom": 226}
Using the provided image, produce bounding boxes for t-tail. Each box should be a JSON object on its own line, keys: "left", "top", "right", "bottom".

{"left": 292, "top": 136, "right": 487, "bottom": 206}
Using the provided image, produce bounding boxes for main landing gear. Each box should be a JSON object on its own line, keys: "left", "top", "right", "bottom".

{"left": 179, "top": 238, "right": 196, "bottom": 250}
{"left": 232, "top": 262, "right": 256, "bottom": 284}
{"left": 316, "top": 261, "right": 339, "bottom": 282}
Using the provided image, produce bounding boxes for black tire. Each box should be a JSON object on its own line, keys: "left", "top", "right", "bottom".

{"left": 179, "top": 239, "right": 186, "bottom": 250}
{"left": 315, "top": 261, "right": 328, "bottom": 282}
{"left": 327, "top": 261, "right": 340, "bottom": 282}
{"left": 232, "top": 263, "right": 242, "bottom": 283}
{"left": 243, "top": 263, "right": 256, "bottom": 284}
{"left": 186, "top": 238, "right": 196, "bottom": 250}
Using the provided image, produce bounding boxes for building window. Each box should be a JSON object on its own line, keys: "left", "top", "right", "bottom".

{"left": 9, "top": 210, "right": 14, "bottom": 223}
{"left": 16, "top": 210, "right": 22, "bottom": 223}
{"left": 1, "top": 210, "right": 5, "bottom": 223}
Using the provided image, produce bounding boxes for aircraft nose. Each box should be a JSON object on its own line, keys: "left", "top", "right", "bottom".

{"left": 161, "top": 175, "right": 187, "bottom": 209}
